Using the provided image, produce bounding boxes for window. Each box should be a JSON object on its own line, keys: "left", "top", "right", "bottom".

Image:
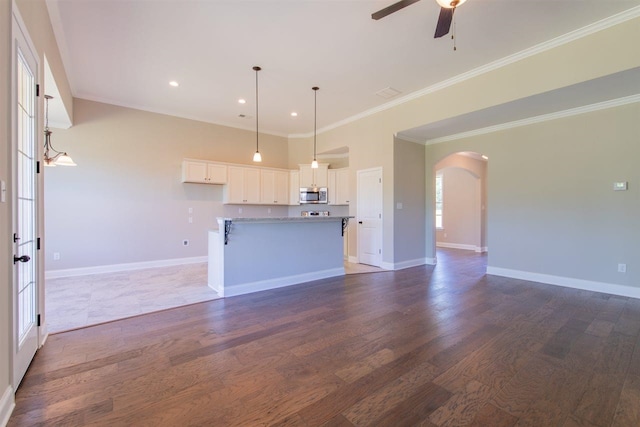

{"left": 435, "top": 174, "right": 443, "bottom": 228}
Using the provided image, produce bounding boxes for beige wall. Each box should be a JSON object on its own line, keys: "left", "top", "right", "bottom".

{"left": 45, "top": 99, "right": 290, "bottom": 270}
{"left": 393, "top": 138, "right": 426, "bottom": 264}
{"left": 1, "top": 0, "right": 12, "bottom": 407}
{"left": 434, "top": 154, "right": 487, "bottom": 250}
{"left": 296, "top": 17, "right": 639, "bottom": 268}
{"left": 426, "top": 102, "right": 639, "bottom": 288}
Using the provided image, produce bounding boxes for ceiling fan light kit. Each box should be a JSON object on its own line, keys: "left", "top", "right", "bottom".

{"left": 372, "top": 0, "right": 467, "bottom": 41}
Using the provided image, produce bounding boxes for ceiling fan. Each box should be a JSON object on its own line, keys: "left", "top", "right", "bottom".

{"left": 371, "top": 0, "right": 467, "bottom": 38}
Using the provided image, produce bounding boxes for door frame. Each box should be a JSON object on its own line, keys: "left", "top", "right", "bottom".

{"left": 356, "top": 167, "right": 383, "bottom": 267}
{"left": 11, "top": 4, "right": 44, "bottom": 390}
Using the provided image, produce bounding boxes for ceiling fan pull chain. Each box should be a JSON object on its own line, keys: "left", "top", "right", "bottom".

{"left": 452, "top": 12, "right": 457, "bottom": 51}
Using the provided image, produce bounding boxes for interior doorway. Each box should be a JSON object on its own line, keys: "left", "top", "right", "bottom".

{"left": 434, "top": 152, "right": 487, "bottom": 254}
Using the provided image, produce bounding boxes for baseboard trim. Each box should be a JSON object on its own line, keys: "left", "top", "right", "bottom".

{"left": 224, "top": 267, "right": 345, "bottom": 298}
{"left": 437, "top": 242, "right": 477, "bottom": 251}
{"left": 348, "top": 256, "right": 358, "bottom": 264}
{"left": 45, "top": 256, "right": 208, "bottom": 279}
{"left": 392, "top": 258, "right": 434, "bottom": 270}
{"left": 0, "top": 386, "right": 15, "bottom": 427}
{"left": 486, "top": 266, "right": 640, "bottom": 299}
{"left": 475, "top": 247, "right": 488, "bottom": 253}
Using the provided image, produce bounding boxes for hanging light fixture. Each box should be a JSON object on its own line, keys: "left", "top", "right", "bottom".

{"left": 43, "top": 95, "right": 76, "bottom": 167}
{"left": 311, "top": 86, "right": 319, "bottom": 169}
{"left": 252, "top": 66, "right": 262, "bottom": 162}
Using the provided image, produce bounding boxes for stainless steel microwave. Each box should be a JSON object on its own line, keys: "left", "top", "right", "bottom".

{"left": 300, "top": 187, "right": 327, "bottom": 204}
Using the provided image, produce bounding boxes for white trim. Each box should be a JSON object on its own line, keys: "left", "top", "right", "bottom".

{"left": 475, "top": 247, "right": 488, "bottom": 253}
{"left": 437, "top": 242, "right": 476, "bottom": 251}
{"left": 486, "top": 266, "right": 640, "bottom": 300}
{"left": 224, "top": 267, "right": 345, "bottom": 298}
{"left": 0, "top": 386, "right": 15, "bottom": 427}
{"left": 426, "top": 94, "right": 640, "bottom": 145}
{"left": 393, "top": 258, "right": 433, "bottom": 270}
{"left": 289, "top": 7, "right": 640, "bottom": 139}
{"left": 380, "top": 261, "right": 395, "bottom": 270}
{"left": 45, "top": 256, "right": 208, "bottom": 279}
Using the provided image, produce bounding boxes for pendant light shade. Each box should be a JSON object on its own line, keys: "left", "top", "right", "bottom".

{"left": 43, "top": 95, "right": 77, "bottom": 167}
{"left": 311, "top": 86, "right": 319, "bottom": 169}
{"left": 252, "top": 66, "right": 262, "bottom": 163}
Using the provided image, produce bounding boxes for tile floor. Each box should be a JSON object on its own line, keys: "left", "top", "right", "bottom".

{"left": 46, "top": 261, "right": 384, "bottom": 333}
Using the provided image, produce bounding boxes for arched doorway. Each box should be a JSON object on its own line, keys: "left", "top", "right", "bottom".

{"left": 434, "top": 151, "right": 487, "bottom": 254}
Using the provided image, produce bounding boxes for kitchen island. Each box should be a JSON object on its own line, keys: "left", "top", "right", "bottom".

{"left": 208, "top": 216, "right": 352, "bottom": 297}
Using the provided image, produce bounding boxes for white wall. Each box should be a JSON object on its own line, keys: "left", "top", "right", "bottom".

{"left": 436, "top": 167, "right": 480, "bottom": 249}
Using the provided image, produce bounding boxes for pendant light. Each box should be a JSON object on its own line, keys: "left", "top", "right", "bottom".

{"left": 43, "top": 95, "right": 76, "bottom": 167}
{"left": 252, "top": 66, "right": 262, "bottom": 162}
{"left": 311, "top": 86, "right": 319, "bottom": 169}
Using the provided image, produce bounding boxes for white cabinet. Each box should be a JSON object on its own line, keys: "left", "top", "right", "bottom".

{"left": 225, "top": 166, "right": 260, "bottom": 204}
{"left": 299, "top": 163, "right": 328, "bottom": 188}
{"left": 261, "top": 170, "right": 289, "bottom": 205}
{"left": 289, "top": 171, "right": 300, "bottom": 205}
{"left": 182, "top": 160, "right": 227, "bottom": 184}
{"left": 328, "top": 168, "right": 350, "bottom": 205}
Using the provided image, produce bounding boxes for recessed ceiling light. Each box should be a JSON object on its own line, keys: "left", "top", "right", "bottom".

{"left": 238, "top": 99, "right": 246, "bottom": 104}
{"left": 169, "top": 81, "right": 179, "bottom": 87}
{"left": 291, "top": 112, "right": 298, "bottom": 117}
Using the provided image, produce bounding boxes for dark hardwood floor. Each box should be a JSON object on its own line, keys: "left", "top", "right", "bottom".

{"left": 9, "top": 249, "right": 640, "bottom": 426}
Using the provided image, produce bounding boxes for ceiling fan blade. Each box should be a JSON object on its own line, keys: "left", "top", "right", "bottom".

{"left": 434, "top": 7, "right": 454, "bottom": 38}
{"left": 372, "top": 0, "right": 421, "bottom": 20}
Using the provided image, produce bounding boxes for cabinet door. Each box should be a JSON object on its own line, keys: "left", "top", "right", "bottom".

{"left": 299, "top": 165, "right": 313, "bottom": 188}
{"left": 244, "top": 168, "right": 261, "bottom": 204}
{"left": 274, "top": 171, "right": 289, "bottom": 205}
{"left": 226, "top": 166, "right": 246, "bottom": 203}
{"left": 336, "top": 169, "right": 350, "bottom": 204}
{"left": 327, "top": 170, "right": 337, "bottom": 205}
{"left": 315, "top": 164, "right": 329, "bottom": 188}
{"left": 182, "top": 160, "right": 208, "bottom": 183}
{"left": 260, "top": 170, "right": 276, "bottom": 204}
{"left": 207, "top": 164, "right": 227, "bottom": 184}
{"left": 289, "top": 171, "right": 300, "bottom": 205}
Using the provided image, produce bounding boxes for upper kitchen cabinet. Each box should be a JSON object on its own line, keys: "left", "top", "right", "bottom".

{"left": 328, "top": 168, "right": 350, "bottom": 205}
{"left": 261, "top": 170, "right": 289, "bottom": 205}
{"left": 182, "top": 159, "right": 227, "bottom": 184}
{"left": 225, "top": 166, "right": 261, "bottom": 204}
{"left": 299, "top": 163, "right": 329, "bottom": 188}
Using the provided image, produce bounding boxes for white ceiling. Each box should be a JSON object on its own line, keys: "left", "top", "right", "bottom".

{"left": 46, "top": 0, "right": 640, "bottom": 139}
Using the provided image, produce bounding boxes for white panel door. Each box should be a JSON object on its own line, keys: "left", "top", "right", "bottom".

{"left": 12, "top": 12, "right": 40, "bottom": 388}
{"left": 357, "top": 168, "right": 382, "bottom": 267}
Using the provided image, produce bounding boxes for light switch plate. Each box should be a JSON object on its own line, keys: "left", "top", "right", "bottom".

{"left": 613, "top": 182, "right": 628, "bottom": 191}
{"left": 0, "top": 180, "right": 5, "bottom": 203}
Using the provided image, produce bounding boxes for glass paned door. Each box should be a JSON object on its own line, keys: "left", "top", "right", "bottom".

{"left": 13, "top": 16, "right": 39, "bottom": 388}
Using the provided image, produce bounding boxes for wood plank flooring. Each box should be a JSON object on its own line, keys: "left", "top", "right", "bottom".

{"left": 9, "top": 249, "right": 640, "bottom": 426}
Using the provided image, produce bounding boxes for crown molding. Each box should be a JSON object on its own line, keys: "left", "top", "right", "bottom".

{"left": 393, "top": 134, "right": 424, "bottom": 144}
{"left": 289, "top": 6, "right": 640, "bottom": 139}
{"left": 424, "top": 94, "right": 640, "bottom": 145}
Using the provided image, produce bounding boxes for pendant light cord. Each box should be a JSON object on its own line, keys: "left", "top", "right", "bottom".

{"left": 313, "top": 86, "right": 319, "bottom": 162}
{"left": 254, "top": 66, "right": 260, "bottom": 152}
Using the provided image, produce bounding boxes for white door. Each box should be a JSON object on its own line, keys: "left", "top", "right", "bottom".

{"left": 357, "top": 167, "right": 383, "bottom": 267}
{"left": 12, "top": 12, "right": 40, "bottom": 388}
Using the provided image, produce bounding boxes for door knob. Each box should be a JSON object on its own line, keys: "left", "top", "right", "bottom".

{"left": 13, "top": 255, "right": 30, "bottom": 264}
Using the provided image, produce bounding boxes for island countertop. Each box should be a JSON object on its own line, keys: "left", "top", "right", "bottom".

{"left": 217, "top": 216, "right": 353, "bottom": 223}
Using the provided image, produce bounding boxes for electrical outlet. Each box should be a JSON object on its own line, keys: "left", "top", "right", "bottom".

{"left": 238, "top": 207, "right": 243, "bottom": 214}
{"left": 188, "top": 216, "right": 193, "bottom": 223}
{"left": 618, "top": 263, "right": 626, "bottom": 273}
{"left": 188, "top": 207, "right": 193, "bottom": 214}
{"left": 53, "top": 252, "right": 60, "bottom": 260}
{"left": 267, "top": 208, "right": 271, "bottom": 214}
{"left": 182, "top": 240, "right": 189, "bottom": 246}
